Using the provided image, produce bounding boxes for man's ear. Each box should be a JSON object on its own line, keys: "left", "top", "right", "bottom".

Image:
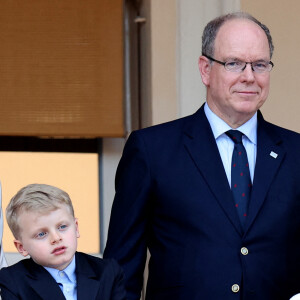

{"left": 14, "top": 239, "right": 29, "bottom": 257}
{"left": 198, "top": 55, "right": 211, "bottom": 86}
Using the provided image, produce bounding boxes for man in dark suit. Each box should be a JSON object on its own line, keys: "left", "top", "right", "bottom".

{"left": 0, "top": 184, "right": 126, "bottom": 300}
{"left": 104, "top": 12, "right": 300, "bottom": 300}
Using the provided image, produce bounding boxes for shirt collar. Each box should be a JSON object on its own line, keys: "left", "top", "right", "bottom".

{"left": 44, "top": 255, "right": 77, "bottom": 284}
{"left": 204, "top": 102, "right": 257, "bottom": 145}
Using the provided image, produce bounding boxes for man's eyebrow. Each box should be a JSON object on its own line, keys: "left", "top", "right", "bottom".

{"left": 223, "top": 57, "right": 241, "bottom": 61}
{"left": 224, "top": 57, "right": 270, "bottom": 62}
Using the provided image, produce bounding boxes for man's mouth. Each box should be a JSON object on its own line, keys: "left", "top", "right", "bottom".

{"left": 236, "top": 90, "right": 258, "bottom": 95}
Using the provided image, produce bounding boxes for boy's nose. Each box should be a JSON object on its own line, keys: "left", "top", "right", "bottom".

{"left": 51, "top": 232, "right": 62, "bottom": 244}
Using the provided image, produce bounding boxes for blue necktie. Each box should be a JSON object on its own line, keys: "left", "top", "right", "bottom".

{"left": 226, "top": 130, "right": 252, "bottom": 228}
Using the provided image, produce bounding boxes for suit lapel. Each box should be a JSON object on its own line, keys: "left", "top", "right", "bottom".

{"left": 76, "top": 253, "right": 100, "bottom": 300}
{"left": 25, "top": 254, "right": 101, "bottom": 300}
{"left": 244, "top": 113, "right": 285, "bottom": 233}
{"left": 183, "top": 106, "right": 243, "bottom": 236}
{"left": 25, "top": 259, "right": 66, "bottom": 300}
{"left": 183, "top": 107, "right": 286, "bottom": 236}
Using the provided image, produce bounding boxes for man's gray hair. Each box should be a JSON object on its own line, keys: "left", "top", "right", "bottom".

{"left": 202, "top": 12, "right": 274, "bottom": 58}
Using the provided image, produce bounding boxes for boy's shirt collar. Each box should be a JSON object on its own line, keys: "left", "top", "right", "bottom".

{"left": 44, "top": 255, "right": 77, "bottom": 284}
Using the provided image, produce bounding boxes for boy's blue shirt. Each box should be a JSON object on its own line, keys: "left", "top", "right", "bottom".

{"left": 44, "top": 255, "right": 77, "bottom": 300}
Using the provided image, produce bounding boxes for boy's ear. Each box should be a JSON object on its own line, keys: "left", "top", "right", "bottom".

{"left": 14, "top": 239, "right": 29, "bottom": 257}
{"left": 75, "top": 218, "right": 80, "bottom": 238}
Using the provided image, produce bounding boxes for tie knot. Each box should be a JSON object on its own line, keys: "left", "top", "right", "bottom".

{"left": 226, "top": 130, "right": 243, "bottom": 144}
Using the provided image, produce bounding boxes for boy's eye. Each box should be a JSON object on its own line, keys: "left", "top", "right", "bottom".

{"left": 36, "top": 232, "right": 47, "bottom": 239}
{"left": 59, "top": 224, "right": 68, "bottom": 230}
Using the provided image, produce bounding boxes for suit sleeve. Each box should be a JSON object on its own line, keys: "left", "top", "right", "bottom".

{"left": 110, "top": 259, "right": 127, "bottom": 300}
{"left": 1, "top": 287, "right": 19, "bottom": 300}
{"left": 0, "top": 268, "right": 19, "bottom": 300}
{"left": 104, "top": 131, "right": 152, "bottom": 300}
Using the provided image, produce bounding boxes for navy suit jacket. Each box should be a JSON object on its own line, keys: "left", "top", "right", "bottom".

{"left": 0, "top": 252, "right": 126, "bottom": 300}
{"left": 104, "top": 105, "right": 300, "bottom": 300}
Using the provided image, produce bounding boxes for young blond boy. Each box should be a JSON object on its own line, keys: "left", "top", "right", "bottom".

{"left": 0, "top": 184, "right": 126, "bottom": 300}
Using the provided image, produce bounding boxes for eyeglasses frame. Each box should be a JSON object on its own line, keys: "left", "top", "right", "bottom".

{"left": 202, "top": 54, "right": 274, "bottom": 73}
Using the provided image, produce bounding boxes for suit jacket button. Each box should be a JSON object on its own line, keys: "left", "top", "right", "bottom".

{"left": 232, "top": 284, "right": 240, "bottom": 293}
{"left": 241, "top": 247, "right": 249, "bottom": 255}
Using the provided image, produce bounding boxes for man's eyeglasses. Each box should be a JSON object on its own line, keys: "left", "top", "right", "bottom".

{"left": 202, "top": 54, "right": 274, "bottom": 73}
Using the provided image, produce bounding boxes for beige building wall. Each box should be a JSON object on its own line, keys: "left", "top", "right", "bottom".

{"left": 241, "top": 1, "right": 300, "bottom": 133}
{"left": 141, "top": 0, "right": 240, "bottom": 126}
{"left": 150, "top": 0, "right": 178, "bottom": 125}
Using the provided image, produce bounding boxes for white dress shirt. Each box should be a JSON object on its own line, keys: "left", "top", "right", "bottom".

{"left": 204, "top": 102, "right": 257, "bottom": 186}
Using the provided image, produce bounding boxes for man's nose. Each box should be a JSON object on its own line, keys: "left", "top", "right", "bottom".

{"left": 240, "top": 63, "right": 255, "bottom": 81}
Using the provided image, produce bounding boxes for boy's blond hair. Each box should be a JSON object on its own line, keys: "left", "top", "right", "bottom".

{"left": 6, "top": 184, "right": 75, "bottom": 240}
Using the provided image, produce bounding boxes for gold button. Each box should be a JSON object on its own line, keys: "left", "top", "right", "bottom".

{"left": 232, "top": 284, "right": 240, "bottom": 293}
{"left": 241, "top": 247, "right": 249, "bottom": 255}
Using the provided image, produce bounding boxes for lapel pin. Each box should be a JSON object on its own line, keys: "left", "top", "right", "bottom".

{"left": 270, "top": 151, "right": 278, "bottom": 159}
